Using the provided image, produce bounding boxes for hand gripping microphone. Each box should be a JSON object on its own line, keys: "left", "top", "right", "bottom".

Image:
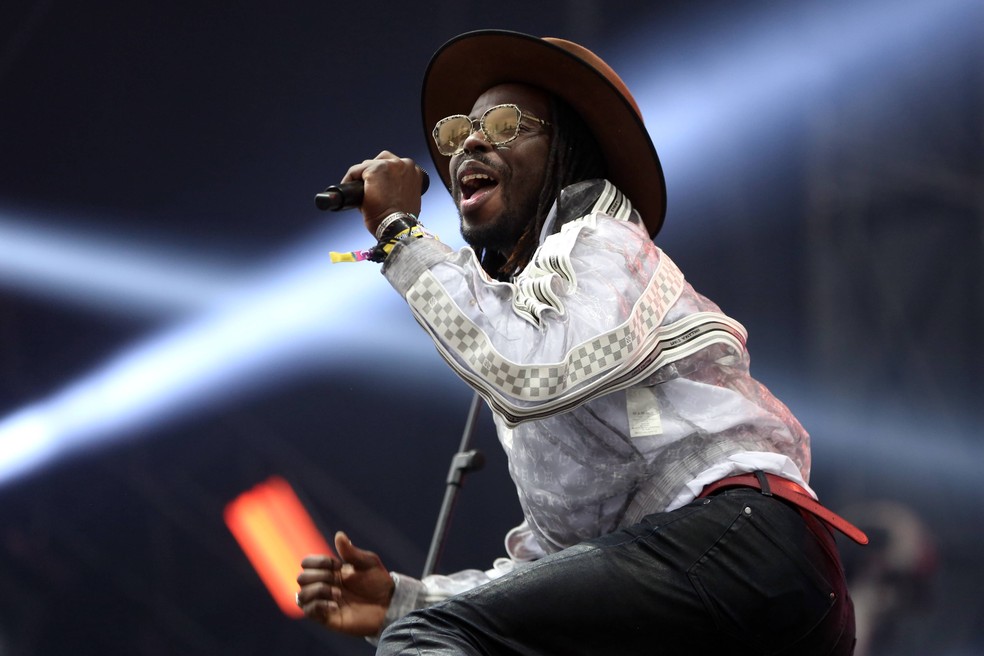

{"left": 314, "top": 169, "right": 430, "bottom": 211}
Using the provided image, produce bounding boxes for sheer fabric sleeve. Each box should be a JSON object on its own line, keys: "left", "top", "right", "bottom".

{"left": 382, "top": 214, "right": 745, "bottom": 427}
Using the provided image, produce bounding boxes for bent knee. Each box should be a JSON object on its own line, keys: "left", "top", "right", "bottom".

{"left": 377, "top": 609, "right": 483, "bottom": 656}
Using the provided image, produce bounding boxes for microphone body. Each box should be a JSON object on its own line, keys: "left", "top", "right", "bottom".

{"left": 315, "top": 181, "right": 365, "bottom": 211}
{"left": 315, "top": 171, "right": 430, "bottom": 211}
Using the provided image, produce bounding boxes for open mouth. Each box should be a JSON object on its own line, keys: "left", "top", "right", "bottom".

{"left": 457, "top": 168, "right": 499, "bottom": 201}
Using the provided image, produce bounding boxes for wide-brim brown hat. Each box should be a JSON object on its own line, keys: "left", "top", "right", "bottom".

{"left": 421, "top": 30, "right": 666, "bottom": 237}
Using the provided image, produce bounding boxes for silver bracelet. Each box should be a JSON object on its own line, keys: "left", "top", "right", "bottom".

{"left": 375, "top": 212, "right": 417, "bottom": 241}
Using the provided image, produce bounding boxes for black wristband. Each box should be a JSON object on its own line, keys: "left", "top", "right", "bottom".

{"left": 375, "top": 212, "right": 418, "bottom": 242}
{"left": 377, "top": 218, "right": 418, "bottom": 244}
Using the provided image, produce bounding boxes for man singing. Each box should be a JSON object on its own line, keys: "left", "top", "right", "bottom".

{"left": 298, "top": 30, "right": 863, "bottom": 655}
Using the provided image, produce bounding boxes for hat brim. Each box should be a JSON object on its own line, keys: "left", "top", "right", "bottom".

{"left": 421, "top": 30, "right": 666, "bottom": 237}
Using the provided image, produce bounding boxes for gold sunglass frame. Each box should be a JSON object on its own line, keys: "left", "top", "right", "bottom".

{"left": 432, "top": 103, "right": 550, "bottom": 157}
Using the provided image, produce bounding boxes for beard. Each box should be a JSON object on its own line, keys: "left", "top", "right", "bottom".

{"left": 457, "top": 177, "right": 542, "bottom": 257}
{"left": 459, "top": 200, "right": 533, "bottom": 256}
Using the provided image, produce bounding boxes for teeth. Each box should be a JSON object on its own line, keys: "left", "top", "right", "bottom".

{"left": 461, "top": 173, "right": 493, "bottom": 185}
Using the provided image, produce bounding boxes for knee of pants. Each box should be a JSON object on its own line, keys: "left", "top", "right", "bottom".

{"left": 376, "top": 609, "right": 482, "bottom": 656}
{"left": 376, "top": 615, "right": 423, "bottom": 656}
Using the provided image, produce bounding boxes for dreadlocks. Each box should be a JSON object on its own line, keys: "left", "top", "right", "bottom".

{"left": 480, "top": 96, "right": 607, "bottom": 279}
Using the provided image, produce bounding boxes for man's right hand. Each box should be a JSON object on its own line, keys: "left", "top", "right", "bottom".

{"left": 340, "top": 151, "right": 425, "bottom": 237}
{"left": 296, "top": 531, "right": 395, "bottom": 637}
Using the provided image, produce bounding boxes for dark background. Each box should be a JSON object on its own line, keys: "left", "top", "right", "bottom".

{"left": 0, "top": 1, "right": 980, "bottom": 654}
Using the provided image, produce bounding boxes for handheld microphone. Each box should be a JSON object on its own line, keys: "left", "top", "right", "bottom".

{"left": 314, "top": 170, "right": 430, "bottom": 211}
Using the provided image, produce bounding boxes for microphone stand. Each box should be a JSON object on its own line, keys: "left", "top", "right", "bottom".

{"left": 422, "top": 392, "right": 485, "bottom": 578}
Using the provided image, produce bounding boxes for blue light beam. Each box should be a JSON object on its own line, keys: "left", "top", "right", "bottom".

{"left": 0, "top": 195, "right": 459, "bottom": 485}
{"left": 0, "top": 209, "right": 246, "bottom": 317}
{"left": 620, "top": 0, "right": 979, "bottom": 200}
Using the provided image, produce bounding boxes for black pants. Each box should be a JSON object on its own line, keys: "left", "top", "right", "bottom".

{"left": 377, "top": 488, "right": 855, "bottom": 655}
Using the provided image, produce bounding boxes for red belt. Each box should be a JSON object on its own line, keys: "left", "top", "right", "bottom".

{"left": 699, "top": 472, "right": 869, "bottom": 545}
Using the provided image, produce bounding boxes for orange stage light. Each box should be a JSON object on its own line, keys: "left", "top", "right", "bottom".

{"left": 224, "top": 476, "right": 334, "bottom": 617}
